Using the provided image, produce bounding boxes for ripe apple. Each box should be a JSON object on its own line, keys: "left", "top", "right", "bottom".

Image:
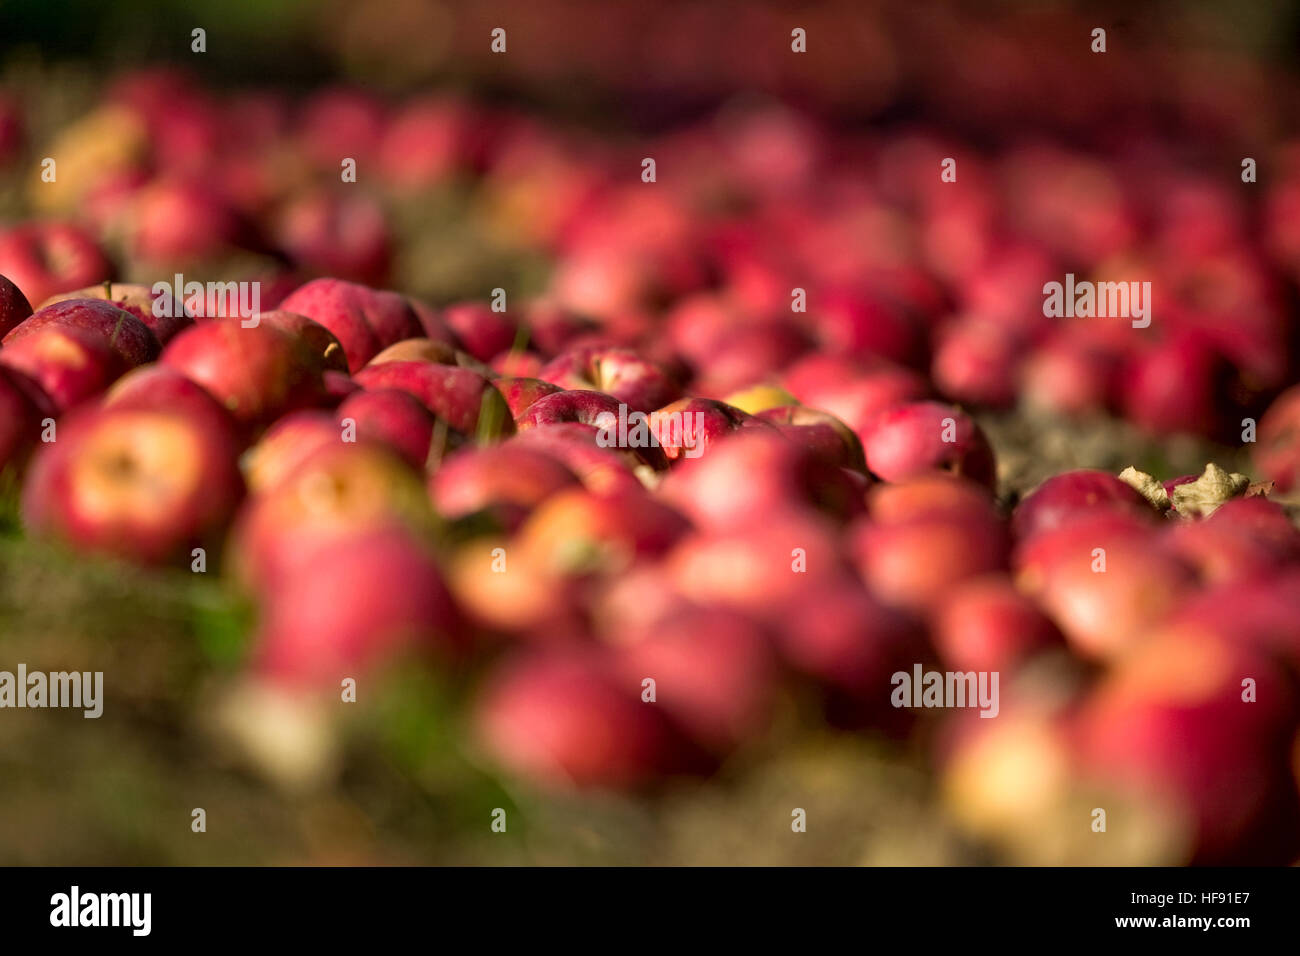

{"left": 253, "top": 310, "right": 350, "bottom": 372}
{"left": 161, "top": 319, "right": 328, "bottom": 432}
{"left": 516, "top": 486, "right": 691, "bottom": 577}
{"left": 475, "top": 649, "right": 704, "bottom": 790}
{"left": 932, "top": 574, "right": 1063, "bottom": 672}
{"left": 861, "top": 401, "right": 996, "bottom": 490}
{"left": 41, "top": 281, "right": 194, "bottom": 347}
{"left": 513, "top": 388, "right": 623, "bottom": 431}
{"left": 493, "top": 376, "right": 563, "bottom": 418}
{"left": 442, "top": 302, "right": 518, "bottom": 363}
{"left": 335, "top": 388, "right": 437, "bottom": 471}
{"left": 429, "top": 444, "right": 579, "bottom": 531}
{"left": 0, "top": 222, "right": 112, "bottom": 307}
{"left": 754, "top": 404, "right": 867, "bottom": 471}
{"left": 1075, "top": 629, "right": 1300, "bottom": 864}
{"left": 253, "top": 524, "right": 465, "bottom": 687}
{"left": 1011, "top": 469, "right": 1157, "bottom": 541}
{"left": 849, "top": 511, "right": 1009, "bottom": 616}
{"left": 539, "top": 345, "right": 681, "bottom": 414}
{"left": 274, "top": 191, "right": 391, "bottom": 285}
{"left": 228, "top": 442, "right": 433, "bottom": 595}
{"left": 104, "top": 363, "right": 241, "bottom": 445}
{"left": 126, "top": 177, "right": 243, "bottom": 265}
{"left": 278, "top": 278, "right": 424, "bottom": 372}
{"left": 5, "top": 298, "right": 159, "bottom": 368}
{"left": 352, "top": 360, "right": 513, "bottom": 440}
{"left": 660, "top": 430, "right": 864, "bottom": 532}
{"left": 508, "top": 423, "right": 645, "bottom": 494}
{"left": 609, "top": 605, "right": 779, "bottom": 756}
{"left": 0, "top": 324, "right": 124, "bottom": 413}
{"left": 867, "top": 473, "right": 1000, "bottom": 525}
{"left": 239, "top": 410, "right": 340, "bottom": 494}
{"left": 781, "top": 357, "right": 929, "bottom": 438}
{"left": 20, "top": 404, "right": 243, "bottom": 565}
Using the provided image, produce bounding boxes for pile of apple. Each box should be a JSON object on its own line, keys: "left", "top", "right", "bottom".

{"left": 3, "top": 69, "right": 1300, "bottom": 865}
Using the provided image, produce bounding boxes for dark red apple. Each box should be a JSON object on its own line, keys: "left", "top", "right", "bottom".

{"left": 430, "top": 444, "right": 580, "bottom": 531}
{"left": 0, "top": 275, "right": 34, "bottom": 337}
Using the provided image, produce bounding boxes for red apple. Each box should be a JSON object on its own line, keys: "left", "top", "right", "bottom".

{"left": 475, "top": 650, "right": 703, "bottom": 790}
{"left": 508, "top": 423, "right": 645, "bottom": 494}
{"left": 352, "top": 360, "right": 513, "bottom": 440}
{"left": 660, "top": 430, "right": 864, "bottom": 532}
{"left": 41, "top": 282, "right": 194, "bottom": 347}
{"left": 127, "top": 177, "right": 243, "bottom": 265}
{"left": 932, "top": 574, "right": 1063, "bottom": 673}
{"left": 239, "top": 410, "right": 340, "bottom": 494}
{"left": 228, "top": 442, "right": 433, "bottom": 595}
{"left": 5, "top": 298, "right": 159, "bottom": 368}
{"left": 275, "top": 191, "right": 391, "bottom": 285}
{"left": 1011, "top": 469, "right": 1157, "bottom": 542}
{"left": 21, "top": 404, "right": 243, "bottom": 565}
{"left": 335, "top": 388, "right": 438, "bottom": 472}
{"left": 609, "top": 605, "right": 779, "bottom": 755}
{"left": 442, "top": 302, "right": 518, "bottom": 363}
{"left": 0, "top": 223, "right": 112, "bottom": 307}
{"left": 753, "top": 404, "right": 867, "bottom": 471}
{"left": 161, "top": 319, "right": 328, "bottom": 432}
{"left": 254, "top": 524, "right": 465, "bottom": 687}
{"left": 104, "top": 363, "right": 241, "bottom": 445}
{"left": 513, "top": 388, "right": 623, "bottom": 431}
{"left": 278, "top": 278, "right": 424, "bottom": 372}
{"left": 0, "top": 324, "right": 124, "bottom": 412}
{"left": 1075, "top": 629, "right": 1300, "bottom": 864}
{"left": 493, "top": 376, "right": 563, "bottom": 418}
{"left": 931, "top": 315, "right": 1021, "bottom": 408}
{"left": 430, "top": 444, "right": 579, "bottom": 530}
{"left": 253, "top": 309, "right": 350, "bottom": 372}
{"left": 647, "top": 397, "right": 767, "bottom": 462}
{"left": 539, "top": 345, "right": 681, "bottom": 414}
{"left": 849, "top": 511, "right": 1009, "bottom": 616}
{"left": 861, "top": 401, "right": 996, "bottom": 490}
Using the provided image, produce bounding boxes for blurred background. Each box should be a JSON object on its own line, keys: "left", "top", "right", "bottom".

{"left": 2, "top": 0, "right": 1300, "bottom": 865}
